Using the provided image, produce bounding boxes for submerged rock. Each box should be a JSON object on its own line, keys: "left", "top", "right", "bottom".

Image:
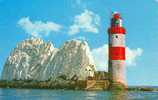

{"left": 2, "top": 38, "right": 96, "bottom": 81}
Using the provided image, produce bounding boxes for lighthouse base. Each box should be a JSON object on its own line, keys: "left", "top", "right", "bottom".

{"left": 109, "top": 82, "right": 127, "bottom": 91}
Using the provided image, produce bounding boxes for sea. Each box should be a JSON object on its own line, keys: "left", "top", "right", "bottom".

{"left": 0, "top": 88, "right": 158, "bottom": 100}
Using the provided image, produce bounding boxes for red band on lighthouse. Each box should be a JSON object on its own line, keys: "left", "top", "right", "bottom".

{"left": 109, "top": 47, "right": 125, "bottom": 60}
{"left": 108, "top": 27, "right": 126, "bottom": 34}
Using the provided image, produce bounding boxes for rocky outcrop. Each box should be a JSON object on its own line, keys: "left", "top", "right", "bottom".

{"left": 51, "top": 40, "right": 95, "bottom": 80}
{"left": 2, "top": 38, "right": 96, "bottom": 81}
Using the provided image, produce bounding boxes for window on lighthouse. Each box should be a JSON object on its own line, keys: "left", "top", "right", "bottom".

{"left": 115, "top": 35, "right": 118, "bottom": 38}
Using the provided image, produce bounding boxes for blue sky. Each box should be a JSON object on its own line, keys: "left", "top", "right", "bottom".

{"left": 0, "top": 0, "right": 158, "bottom": 86}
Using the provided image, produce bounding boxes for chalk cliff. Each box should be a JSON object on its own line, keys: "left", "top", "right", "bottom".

{"left": 1, "top": 38, "right": 96, "bottom": 81}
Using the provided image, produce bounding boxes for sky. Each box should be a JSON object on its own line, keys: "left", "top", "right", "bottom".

{"left": 0, "top": 0, "right": 158, "bottom": 86}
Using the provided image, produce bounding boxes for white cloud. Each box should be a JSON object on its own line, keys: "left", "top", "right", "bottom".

{"left": 91, "top": 44, "right": 108, "bottom": 71}
{"left": 126, "top": 47, "right": 143, "bottom": 66}
{"left": 69, "top": 9, "right": 100, "bottom": 35}
{"left": 91, "top": 44, "right": 143, "bottom": 71}
{"left": 18, "top": 17, "right": 62, "bottom": 37}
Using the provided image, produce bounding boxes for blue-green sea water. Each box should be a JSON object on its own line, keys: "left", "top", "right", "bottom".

{"left": 0, "top": 88, "right": 158, "bottom": 100}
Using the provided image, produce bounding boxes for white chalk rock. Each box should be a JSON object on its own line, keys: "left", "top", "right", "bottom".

{"left": 51, "top": 40, "right": 96, "bottom": 80}
{"left": 2, "top": 38, "right": 96, "bottom": 81}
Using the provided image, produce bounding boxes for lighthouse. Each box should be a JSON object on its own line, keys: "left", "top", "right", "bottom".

{"left": 108, "top": 12, "right": 127, "bottom": 89}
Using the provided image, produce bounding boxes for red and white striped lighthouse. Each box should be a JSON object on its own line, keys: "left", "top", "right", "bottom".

{"left": 108, "top": 12, "right": 126, "bottom": 88}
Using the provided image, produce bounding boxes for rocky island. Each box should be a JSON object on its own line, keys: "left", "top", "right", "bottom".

{"left": 0, "top": 38, "right": 157, "bottom": 91}
{"left": 0, "top": 38, "right": 109, "bottom": 90}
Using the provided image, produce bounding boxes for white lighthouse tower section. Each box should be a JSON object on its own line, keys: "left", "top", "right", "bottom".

{"left": 110, "top": 34, "right": 125, "bottom": 47}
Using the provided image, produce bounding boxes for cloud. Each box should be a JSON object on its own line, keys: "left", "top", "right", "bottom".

{"left": 91, "top": 44, "right": 143, "bottom": 71}
{"left": 126, "top": 47, "right": 143, "bottom": 66}
{"left": 68, "top": 9, "right": 100, "bottom": 35}
{"left": 18, "top": 17, "right": 62, "bottom": 37}
{"left": 91, "top": 44, "right": 109, "bottom": 71}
